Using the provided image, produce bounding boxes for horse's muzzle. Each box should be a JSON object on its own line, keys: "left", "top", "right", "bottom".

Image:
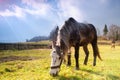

{"left": 50, "top": 72, "right": 58, "bottom": 77}
{"left": 49, "top": 69, "right": 59, "bottom": 77}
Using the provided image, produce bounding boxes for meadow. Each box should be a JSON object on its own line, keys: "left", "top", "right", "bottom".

{"left": 0, "top": 44, "right": 120, "bottom": 80}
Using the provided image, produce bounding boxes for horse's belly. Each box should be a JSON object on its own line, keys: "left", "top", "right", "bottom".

{"left": 79, "top": 37, "right": 92, "bottom": 45}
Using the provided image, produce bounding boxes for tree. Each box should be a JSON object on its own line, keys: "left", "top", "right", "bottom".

{"left": 26, "top": 39, "right": 29, "bottom": 42}
{"left": 107, "top": 24, "right": 120, "bottom": 40}
{"left": 103, "top": 24, "right": 108, "bottom": 36}
{"left": 96, "top": 28, "right": 101, "bottom": 36}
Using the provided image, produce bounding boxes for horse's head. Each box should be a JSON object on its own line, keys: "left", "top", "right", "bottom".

{"left": 50, "top": 46, "right": 63, "bottom": 76}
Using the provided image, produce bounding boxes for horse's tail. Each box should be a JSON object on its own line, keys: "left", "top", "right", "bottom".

{"left": 89, "top": 24, "right": 103, "bottom": 61}
{"left": 97, "top": 48, "right": 103, "bottom": 61}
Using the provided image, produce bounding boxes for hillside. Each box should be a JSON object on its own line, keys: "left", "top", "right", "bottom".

{"left": 27, "top": 36, "right": 49, "bottom": 42}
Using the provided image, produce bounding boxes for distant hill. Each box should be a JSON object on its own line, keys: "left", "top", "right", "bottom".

{"left": 27, "top": 36, "right": 49, "bottom": 42}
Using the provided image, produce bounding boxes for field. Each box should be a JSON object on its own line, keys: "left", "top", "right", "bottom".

{"left": 0, "top": 44, "right": 120, "bottom": 80}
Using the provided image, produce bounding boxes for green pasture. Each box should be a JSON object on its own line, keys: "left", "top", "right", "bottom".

{"left": 0, "top": 45, "right": 120, "bottom": 80}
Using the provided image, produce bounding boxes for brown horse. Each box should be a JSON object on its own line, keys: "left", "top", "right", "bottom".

{"left": 50, "top": 17, "right": 102, "bottom": 76}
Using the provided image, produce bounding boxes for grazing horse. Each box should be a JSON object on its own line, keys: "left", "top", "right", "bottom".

{"left": 111, "top": 39, "right": 115, "bottom": 48}
{"left": 50, "top": 17, "right": 102, "bottom": 76}
{"left": 49, "top": 26, "right": 93, "bottom": 66}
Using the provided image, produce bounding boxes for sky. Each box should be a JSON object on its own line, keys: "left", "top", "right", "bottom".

{"left": 0, "top": 0, "right": 120, "bottom": 43}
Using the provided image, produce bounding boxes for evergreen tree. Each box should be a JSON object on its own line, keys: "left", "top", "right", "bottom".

{"left": 103, "top": 24, "right": 108, "bottom": 36}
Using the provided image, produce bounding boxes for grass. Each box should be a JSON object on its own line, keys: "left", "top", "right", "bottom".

{"left": 0, "top": 45, "right": 120, "bottom": 80}
{"left": 23, "top": 40, "right": 51, "bottom": 45}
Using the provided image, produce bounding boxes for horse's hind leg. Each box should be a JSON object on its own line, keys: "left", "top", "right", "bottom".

{"left": 91, "top": 42, "right": 98, "bottom": 66}
{"left": 83, "top": 45, "right": 89, "bottom": 65}
{"left": 74, "top": 44, "right": 79, "bottom": 70}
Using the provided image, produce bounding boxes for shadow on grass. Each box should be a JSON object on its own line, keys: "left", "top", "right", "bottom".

{"left": 56, "top": 75, "right": 88, "bottom": 80}
{"left": 107, "top": 74, "right": 120, "bottom": 80}
{"left": 81, "top": 68, "right": 120, "bottom": 80}
{"left": 81, "top": 68, "right": 103, "bottom": 76}
{"left": 0, "top": 56, "right": 40, "bottom": 63}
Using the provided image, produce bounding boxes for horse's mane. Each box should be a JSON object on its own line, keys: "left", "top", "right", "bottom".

{"left": 49, "top": 26, "right": 59, "bottom": 41}
{"left": 56, "top": 17, "right": 79, "bottom": 48}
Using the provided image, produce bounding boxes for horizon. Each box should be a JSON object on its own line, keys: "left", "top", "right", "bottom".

{"left": 0, "top": 0, "right": 120, "bottom": 43}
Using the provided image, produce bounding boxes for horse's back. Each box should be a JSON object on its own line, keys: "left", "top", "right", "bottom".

{"left": 59, "top": 18, "right": 97, "bottom": 47}
{"left": 78, "top": 23, "right": 97, "bottom": 45}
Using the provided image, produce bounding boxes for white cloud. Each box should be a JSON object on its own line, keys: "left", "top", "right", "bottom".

{"left": 57, "top": 0, "right": 84, "bottom": 21}
{"left": 22, "top": 0, "right": 52, "bottom": 16}
{"left": 0, "top": 0, "right": 84, "bottom": 22}
{"left": 0, "top": 5, "right": 25, "bottom": 18}
{"left": 0, "top": 0, "right": 52, "bottom": 18}
{"left": 22, "top": 0, "right": 49, "bottom": 9}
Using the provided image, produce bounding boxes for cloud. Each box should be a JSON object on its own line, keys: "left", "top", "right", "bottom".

{"left": 22, "top": 0, "right": 85, "bottom": 25}
{"left": 21, "top": 0, "right": 52, "bottom": 16}
{"left": 0, "top": 0, "right": 84, "bottom": 22}
{"left": 22, "top": 0, "right": 49, "bottom": 9}
{"left": 56, "top": 0, "right": 84, "bottom": 21}
{"left": 0, "top": 0, "right": 52, "bottom": 18}
{"left": 0, "top": 5, "right": 25, "bottom": 18}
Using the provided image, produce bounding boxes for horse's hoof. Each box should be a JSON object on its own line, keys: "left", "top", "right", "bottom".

{"left": 63, "top": 61, "right": 66, "bottom": 64}
{"left": 67, "top": 63, "right": 71, "bottom": 66}
{"left": 67, "top": 64, "right": 71, "bottom": 66}
{"left": 93, "top": 63, "right": 96, "bottom": 66}
{"left": 84, "top": 63, "right": 87, "bottom": 65}
{"left": 75, "top": 67, "right": 79, "bottom": 70}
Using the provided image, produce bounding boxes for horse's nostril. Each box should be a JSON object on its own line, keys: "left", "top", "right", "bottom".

{"left": 50, "top": 72, "right": 58, "bottom": 77}
{"left": 53, "top": 73, "right": 57, "bottom": 77}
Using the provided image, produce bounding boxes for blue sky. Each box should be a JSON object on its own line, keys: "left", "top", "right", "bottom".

{"left": 0, "top": 0, "right": 120, "bottom": 42}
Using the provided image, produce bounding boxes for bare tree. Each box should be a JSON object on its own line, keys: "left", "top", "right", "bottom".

{"left": 96, "top": 27, "right": 101, "bottom": 36}
{"left": 107, "top": 24, "right": 120, "bottom": 40}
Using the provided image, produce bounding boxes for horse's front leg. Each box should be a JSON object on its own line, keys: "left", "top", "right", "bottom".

{"left": 83, "top": 45, "right": 89, "bottom": 65}
{"left": 74, "top": 44, "right": 79, "bottom": 70}
{"left": 63, "top": 52, "right": 66, "bottom": 64}
{"left": 67, "top": 49, "right": 71, "bottom": 66}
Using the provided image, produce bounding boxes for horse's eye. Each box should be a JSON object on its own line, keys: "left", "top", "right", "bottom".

{"left": 59, "top": 56, "right": 61, "bottom": 59}
{"left": 53, "top": 51, "right": 56, "bottom": 53}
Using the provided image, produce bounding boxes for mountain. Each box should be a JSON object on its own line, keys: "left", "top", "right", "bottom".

{"left": 27, "top": 36, "right": 49, "bottom": 42}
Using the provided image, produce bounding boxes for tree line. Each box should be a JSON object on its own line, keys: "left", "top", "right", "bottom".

{"left": 26, "top": 24, "right": 120, "bottom": 42}
{"left": 103, "top": 24, "right": 120, "bottom": 41}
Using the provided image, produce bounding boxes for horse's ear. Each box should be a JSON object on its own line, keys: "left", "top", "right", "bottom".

{"left": 56, "top": 26, "right": 59, "bottom": 30}
{"left": 56, "top": 46, "right": 61, "bottom": 52}
{"left": 65, "top": 21, "right": 69, "bottom": 25}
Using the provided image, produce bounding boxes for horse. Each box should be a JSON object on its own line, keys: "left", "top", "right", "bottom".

{"left": 111, "top": 39, "right": 115, "bottom": 48}
{"left": 49, "top": 26, "right": 93, "bottom": 66}
{"left": 50, "top": 17, "right": 102, "bottom": 76}
{"left": 50, "top": 26, "right": 69, "bottom": 64}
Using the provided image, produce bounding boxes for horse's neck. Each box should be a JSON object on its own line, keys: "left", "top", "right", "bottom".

{"left": 56, "top": 34, "right": 61, "bottom": 46}
{"left": 52, "top": 41, "right": 56, "bottom": 49}
{"left": 56, "top": 30, "right": 70, "bottom": 51}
